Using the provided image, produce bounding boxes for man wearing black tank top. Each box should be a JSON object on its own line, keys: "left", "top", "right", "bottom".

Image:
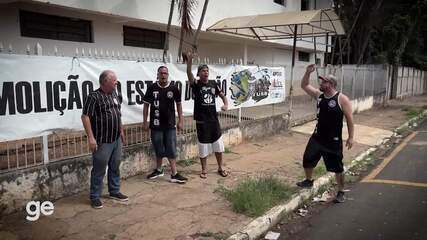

{"left": 297, "top": 64, "right": 354, "bottom": 203}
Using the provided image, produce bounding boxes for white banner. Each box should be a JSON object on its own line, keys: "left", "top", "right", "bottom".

{"left": 0, "top": 54, "right": 285, "bottom": 141}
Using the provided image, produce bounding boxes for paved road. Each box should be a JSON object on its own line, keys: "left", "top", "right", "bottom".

{"left": 287, "top": 119, "right": 427, "bottom": 240}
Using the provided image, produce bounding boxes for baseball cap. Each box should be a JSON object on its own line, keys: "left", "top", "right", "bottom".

{"left": 319, "top": 74, "right": 337, "bottom": 86}
{"left": 197, "top": 64, "right": 209, "bottom": 76}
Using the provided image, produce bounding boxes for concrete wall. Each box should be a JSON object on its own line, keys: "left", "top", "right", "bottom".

{"left": 0, "top": 115, "right": 289, "bottom": 215}
{"left": 351, "top": 96, "right": 374, "bottom": 113}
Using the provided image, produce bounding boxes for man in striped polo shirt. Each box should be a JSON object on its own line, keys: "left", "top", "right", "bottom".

{"left": 81, "top": 70, "right": 129, "bottom": 209}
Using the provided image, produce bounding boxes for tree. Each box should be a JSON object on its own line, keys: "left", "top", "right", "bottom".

{"left": 163, "top": 0, "right": 210, "bottom": 62}
{"left": 330, "top": 0, "right": 427, "bottom": 69}
{"left": 163, "top": 0, "right": 176, "bottom": 63}
{"left": 192, "top": 0, "right": 209, "bottom": 51}
{"left": 177, "top": 0, "right": 197, "bottom": 61}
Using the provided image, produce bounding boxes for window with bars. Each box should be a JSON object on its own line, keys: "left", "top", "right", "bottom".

{"left": 123, "top": 26, "right": 165, "bottom": 49}
{"left": 20, "top": 10, "right": 93, "bottom": 43}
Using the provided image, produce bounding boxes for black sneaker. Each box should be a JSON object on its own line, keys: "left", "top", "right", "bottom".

{"left": 109, "top": 192, "right": 129, "bottom": 202}
{"left": 334, "top": 191, "right": 345, "bottom": 203}
{"left": 296, "top": 179, "right": 314, "bottom": 188}
{"left": 146, "top": 169, "right": 164, "bottom": 179}
{"left": 91, "top": 199, "right": 103, "bottom": 209}
{"left": 170, "top": 173, "right": 188, "bottom": 184}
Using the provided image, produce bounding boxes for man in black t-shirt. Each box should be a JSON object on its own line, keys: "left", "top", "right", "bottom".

{"left": 82, "top": 70, "right": 129, "bottom": 209}
{"left": 185, "top": 51, "right": 229, "bottom": 179}
{"left": 297, "top": 64, "right": 355, "bottom": 203}
{"left": 143, "top": 66, "right": 188, "bottom": 184}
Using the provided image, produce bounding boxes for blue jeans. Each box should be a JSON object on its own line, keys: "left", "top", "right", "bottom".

{"left": 150, "top": 128, "right": 177, "bottom": 159}
{"left": 90, "top": 138, "right": 122, "bottom": 200}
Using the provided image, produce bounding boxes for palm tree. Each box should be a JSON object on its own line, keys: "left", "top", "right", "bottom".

{"left": 192, "top": 0, "right": 210, "bottom": 51}
{"left": 163, "top": 0, "right": 209, "bottom": 62}
{"left": 177, "top": 0, "right": 196, "bottom": 61}
{"left": 163, "top": 0, "right": 176, "bottom": 63}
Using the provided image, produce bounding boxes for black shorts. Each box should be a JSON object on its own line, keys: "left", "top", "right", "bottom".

{"left": 196, "top": 121, "right": 222, "bottom": 144}
{"left": 303, "top": 137, "right": 344, "bottom": 173}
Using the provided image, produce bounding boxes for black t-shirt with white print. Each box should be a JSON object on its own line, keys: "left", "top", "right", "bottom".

{"left": 143, "top": 82, "right": 181, "bottom": 130}
{"left": 191, "top": 80, "right": 222, "bottom": 122}
{"left": 82, "top": 88, "right": 122, "bottom": 144}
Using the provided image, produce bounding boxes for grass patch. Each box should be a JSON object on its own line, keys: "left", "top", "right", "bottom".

{"left": 317, "top": 183, "right": 330, "bottom": 194}
{"left": 402, "top": 107, "right": 423, "bottom": 120}
{"left": 396, "top": 125, "right": 409, "bottom": 135}
{"left": 224, "top": 147, "right": 233, "bottom": 154}
{"left": 177, "top": 157, "right": 197, "bottom": 167}
{"left": 345, "top": 174, "right": 359, "bottom": 184}
{"left": 313, "top": 163, "right": 327, "bottom": 178}
{"left": 218, "top": 176, "right": 296, "bottom": 217}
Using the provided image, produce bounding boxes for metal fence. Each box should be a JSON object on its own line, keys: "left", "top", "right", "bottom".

{"left": 1, "top": 54, "right": 426, "bottom": 173}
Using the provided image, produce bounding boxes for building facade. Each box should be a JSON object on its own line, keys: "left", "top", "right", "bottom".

{"left": 0, "top": 0, "right": 332, "bottom": 66}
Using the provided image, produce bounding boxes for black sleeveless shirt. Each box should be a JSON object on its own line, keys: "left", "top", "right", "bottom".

{"left": 312, "top": 92, "right": 344, "bottom": 149}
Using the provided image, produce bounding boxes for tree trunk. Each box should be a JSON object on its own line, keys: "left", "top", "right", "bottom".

{"left": 192, "top": 0, "right": 209, "bottom": 51}
{"left": 177, "top": 26, "right": 185, "bottom": 62}
{"left": 163, "top": 0, "right": 175, "bottom": 63}
{"left": 177, "top": 0, "right": 196, "bottom": 62}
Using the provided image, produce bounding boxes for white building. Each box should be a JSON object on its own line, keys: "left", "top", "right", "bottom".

{"left": 0, "top": 0, "right": 332, "bottom": 66}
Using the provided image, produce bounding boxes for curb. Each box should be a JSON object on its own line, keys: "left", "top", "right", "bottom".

{"left": 226, "top": 110, "right": 427, "bottom": 240}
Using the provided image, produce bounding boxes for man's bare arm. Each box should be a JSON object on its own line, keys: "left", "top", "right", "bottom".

{"left": 219, "top": 92, "right": 228, "bottom": 111}
{"left": 301, "top": 64, "right": 321, "bottom": 99}
{"left": 176, "top": 102, "right": 183, "bottom": 130}
{"left": 143, "top": 102, "right": 149, "bottom": 131}
{"left": 340, "top": 94, "right": 354, "bottom": 149}
{"left": 81, "top": 115, "right": 97, "bottom": 152}
{"left": 185, "top": 51, "right": 196, "bottom": 85}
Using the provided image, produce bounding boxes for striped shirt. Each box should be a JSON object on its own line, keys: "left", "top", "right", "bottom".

{"left": 82, "top": 88, "right": 122, "bottom": 144}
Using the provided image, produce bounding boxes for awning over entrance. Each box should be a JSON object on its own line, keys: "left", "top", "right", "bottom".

{"left": 206, "top": 9, "right": 345, "bottom": 123}
{"left": 207, "top": 9, "right": 344, "bottom": 40}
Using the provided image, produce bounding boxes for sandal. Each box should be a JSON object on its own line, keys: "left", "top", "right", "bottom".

{"left": 217, "top": 169, "right": 229, "bottom": 177}
{"left": 200, "top": 172, "right": 207, "bottom": 179}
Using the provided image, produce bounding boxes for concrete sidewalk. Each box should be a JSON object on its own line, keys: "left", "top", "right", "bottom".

{"left": 0, "top": 96, "right": 426, "bottom": 240}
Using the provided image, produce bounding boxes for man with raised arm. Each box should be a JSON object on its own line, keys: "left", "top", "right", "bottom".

{"left": 185, "top": 51, "right": 229, "bottom": 179}
{"left": 297, "top": 64, "right": 354, "bottom": 203}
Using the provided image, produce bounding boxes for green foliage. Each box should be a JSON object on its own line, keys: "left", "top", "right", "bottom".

{"left": 177, "top": 157, "right": 197, "bottom": 167}
{"left": 313, "top": 162, "right": 327, "bottom": 178}
{"left": 332, "top": 0, "right": 427, "bottom": 67}
{"left": 402, "top": 107, "right": 423, "bottom": 119}
{"left": 218, "top": 176, "right": 295, "bottom": 217}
